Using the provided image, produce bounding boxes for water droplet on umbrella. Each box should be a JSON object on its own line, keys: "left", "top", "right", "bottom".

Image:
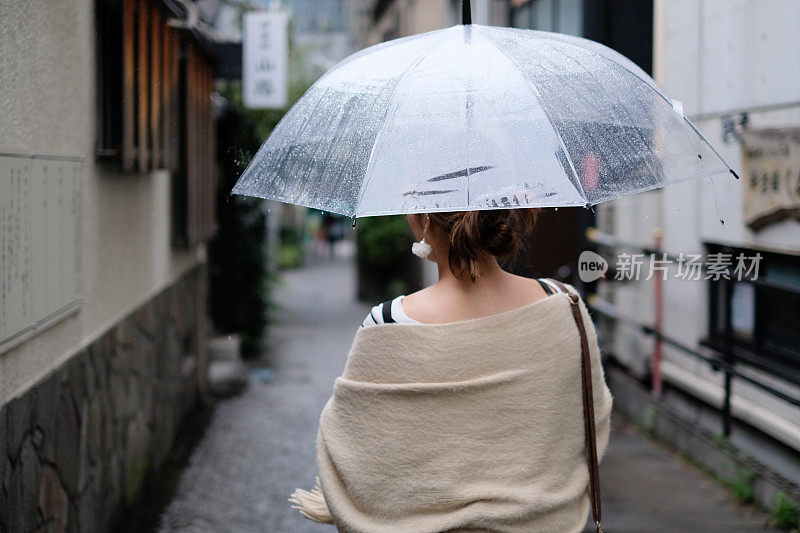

{"left": 229, "top": 24, "right": 738, "bottom": 216}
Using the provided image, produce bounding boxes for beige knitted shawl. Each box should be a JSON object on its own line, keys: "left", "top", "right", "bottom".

{"left": 290, "top": 289, "right": 613, "bottom": 532}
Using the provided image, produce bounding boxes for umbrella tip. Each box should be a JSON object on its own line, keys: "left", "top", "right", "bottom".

{"left": 729, "top": 168, "right": 740, "bottom": 179}
{"left": 352, "top": 216, "right": 357, "bottom": 229}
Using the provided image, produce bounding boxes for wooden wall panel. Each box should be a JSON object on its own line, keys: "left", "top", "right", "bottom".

{"left": 107, "top": 0, "right": 219, "bottom": 245}
{"left": 161, "top": 23, "right": 169, "bottom": 169}
{"left": 137, "top": 0, "right": 149, "bottom": 172}
{"left": 166, "top": 28, "right": 178, "bottom": 171}
{"left": 181, "top": 46, "right": 218, "bottom": 247}
{"left": 150, "top": 7, "right": 161, "bottom": 168}
{"left": 186, "top": 44, "right": 198, "bottom": 246}
{"left": 122, "top": 0, "right": 136, "bottom": 171}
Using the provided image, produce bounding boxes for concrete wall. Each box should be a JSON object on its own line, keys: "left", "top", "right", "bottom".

{"left": 0, "top": 0, "right": 210, "bottom": 527}
{"left": 0, "top": 0, "right": 203, "bottom": 405}
{"left": 599, "top": 0, "right": 800, "bottom": 455}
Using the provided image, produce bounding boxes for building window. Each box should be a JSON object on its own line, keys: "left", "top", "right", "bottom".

{"left": 96, "top": 0, "right": 179, "bottom": 173}
{"left": 706, "top": 243, "right": 800, "bottom": 382}
{"left": 96, "top": 0, "right": 218, "bottom": 247}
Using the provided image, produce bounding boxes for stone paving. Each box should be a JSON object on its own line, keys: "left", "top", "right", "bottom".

{"left": 157, "top": 255, "right": 776, "bottom": 533}
{"left": 157, "top": 257, "right": 357, "bottom": 533}
{"left": 596, "top": 416, "right": 776, "bottom": 532}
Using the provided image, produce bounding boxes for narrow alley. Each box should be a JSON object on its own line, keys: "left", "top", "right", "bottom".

{"left": 3, "top": 3, "right": 799, "bottom": 533}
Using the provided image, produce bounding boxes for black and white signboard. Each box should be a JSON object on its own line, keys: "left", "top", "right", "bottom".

{"left": 243, "top": 11, "right": 289, "bottom": 109}
{"left": 0, "top": 154, "right": 84, "bottom": 354}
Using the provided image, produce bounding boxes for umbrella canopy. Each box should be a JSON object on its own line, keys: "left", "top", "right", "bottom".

{"left": 231, "top": 23, "right": 738, "bottom": 218}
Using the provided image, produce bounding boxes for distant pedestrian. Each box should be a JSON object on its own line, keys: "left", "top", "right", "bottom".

{"left": 312, "top": 213, "right": 330, "bottom": 261}
{"left": 325, "top": 212, "right": 344, "bottom": 260}
{"left": 316, "top": 212, "right": 343, "bottom": 261}
{"left": 291, "top": 209, "right": 613, "bottom": 532}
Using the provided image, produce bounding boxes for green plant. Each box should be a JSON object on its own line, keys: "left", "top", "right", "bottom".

{"left": 217, "top": 29, "right": 318, "bottom": 142}
{"left": 711, "top": 433, "right": 759, "bottom": 504}
{"left": 713, "top": 433, "right": 734, "bottom": 451}
{"left": 768, "top": 491, "right": 800, "bottom": 531}
{"left": 278, "top": 243, "right": 304, "bottom": 270}
{"left": 355, "top": 215, "right": 421, "bottom": 302}
{"left": 357, "top": 216, "right": 414, "bottom": 269}
{"left": 278, "top": 225, "right": 306, "bottom": 270}
{"left": 209, "top": 105, "right": 272, "bottom": 358}
{"left": 209, "top": 25, "right": 321, "bottom": 357}
{"left": 636, "top": 404, "right": 659, "bottom": 437}
{"left": 727, "top": 469, "right": 756, "bottom": 504}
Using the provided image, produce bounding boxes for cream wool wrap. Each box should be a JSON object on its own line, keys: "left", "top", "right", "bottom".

{"left": 290, "top": 289, "right": 613, "bottom": 532}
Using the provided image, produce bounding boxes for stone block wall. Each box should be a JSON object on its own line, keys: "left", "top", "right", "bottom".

{"left": 0, "top": 264, "right": 207, "bottom": 532}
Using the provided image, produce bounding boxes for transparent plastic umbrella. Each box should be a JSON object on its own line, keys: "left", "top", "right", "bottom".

{"left": 230, "top": 23, "right": 739, "bottom": 220}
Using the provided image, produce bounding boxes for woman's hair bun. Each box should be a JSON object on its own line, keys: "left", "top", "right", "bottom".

{"left": 427, "top": 208, "right": 539, "bottom": 282}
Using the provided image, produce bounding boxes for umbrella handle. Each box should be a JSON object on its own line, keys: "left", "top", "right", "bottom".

{"left": 462, "top": 0, "right": 471, "bottom": 25}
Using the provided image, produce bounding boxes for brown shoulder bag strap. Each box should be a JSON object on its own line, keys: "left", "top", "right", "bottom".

{"left": 550, "top": 279, "right": 603, "bottom": 533}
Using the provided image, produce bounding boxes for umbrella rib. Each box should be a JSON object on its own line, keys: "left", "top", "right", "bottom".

{"left": 539, "top": 37, "right": 704, "bottom": 173}
{"left": 231, "top": 84, "right": 332, "bottom": 200}
{"left": 292, "top": 86, "right": 333, "bottom": 202}
{"left": 317, "top": 31, "right": 434, "bottom": 83}
{"left": 428, "top": 166, "right": 493, "bottom": 182}
{"left": 492, "top": 26, "right": 668, "bottom": 102}
{"left": 538, "top": 35, "right": 738, "bottom": 180}
{"left": 532, "top": 38, "right": 665, "bottom": 195}
{"left": 491, "top": 26, "right": 736, "bottom": 174}
{"left": 353, "top": 32, "right": 455, "bottom": 218}
{"left": 478, "top": 32, "right": 589, "bottom": 206}
{"left": 680, "top": 117, "right": 741, "bottom": 179}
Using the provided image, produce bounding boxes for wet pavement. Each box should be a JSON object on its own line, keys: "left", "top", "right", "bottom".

{"left": 596, "top": 416, "right": 775, "bottom": 532}
{"left": 157, "top": 255, "right": 775, "bottom": 532}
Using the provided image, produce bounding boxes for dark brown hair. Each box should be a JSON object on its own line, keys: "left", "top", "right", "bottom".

{"left": 426, "top": 208, "right": 539, "bottom": 282}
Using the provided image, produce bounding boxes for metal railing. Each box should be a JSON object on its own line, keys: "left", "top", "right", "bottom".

{"left": 584, "top": 227, "right": 800, "bottom": 436}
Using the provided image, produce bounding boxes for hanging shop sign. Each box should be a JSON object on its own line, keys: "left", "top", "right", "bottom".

{"left": 243, "top": 11, "right": 289, "bottom": 109}
{"left": 741, "top": 127, "right": 800, "bottom": 231}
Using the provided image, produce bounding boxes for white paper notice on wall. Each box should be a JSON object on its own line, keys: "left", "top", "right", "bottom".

{"left": 243, "top": 11, "right": 289, "bottom": 109}
{"left": 0, "top": 154, "right": 84, "bottom": 353}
